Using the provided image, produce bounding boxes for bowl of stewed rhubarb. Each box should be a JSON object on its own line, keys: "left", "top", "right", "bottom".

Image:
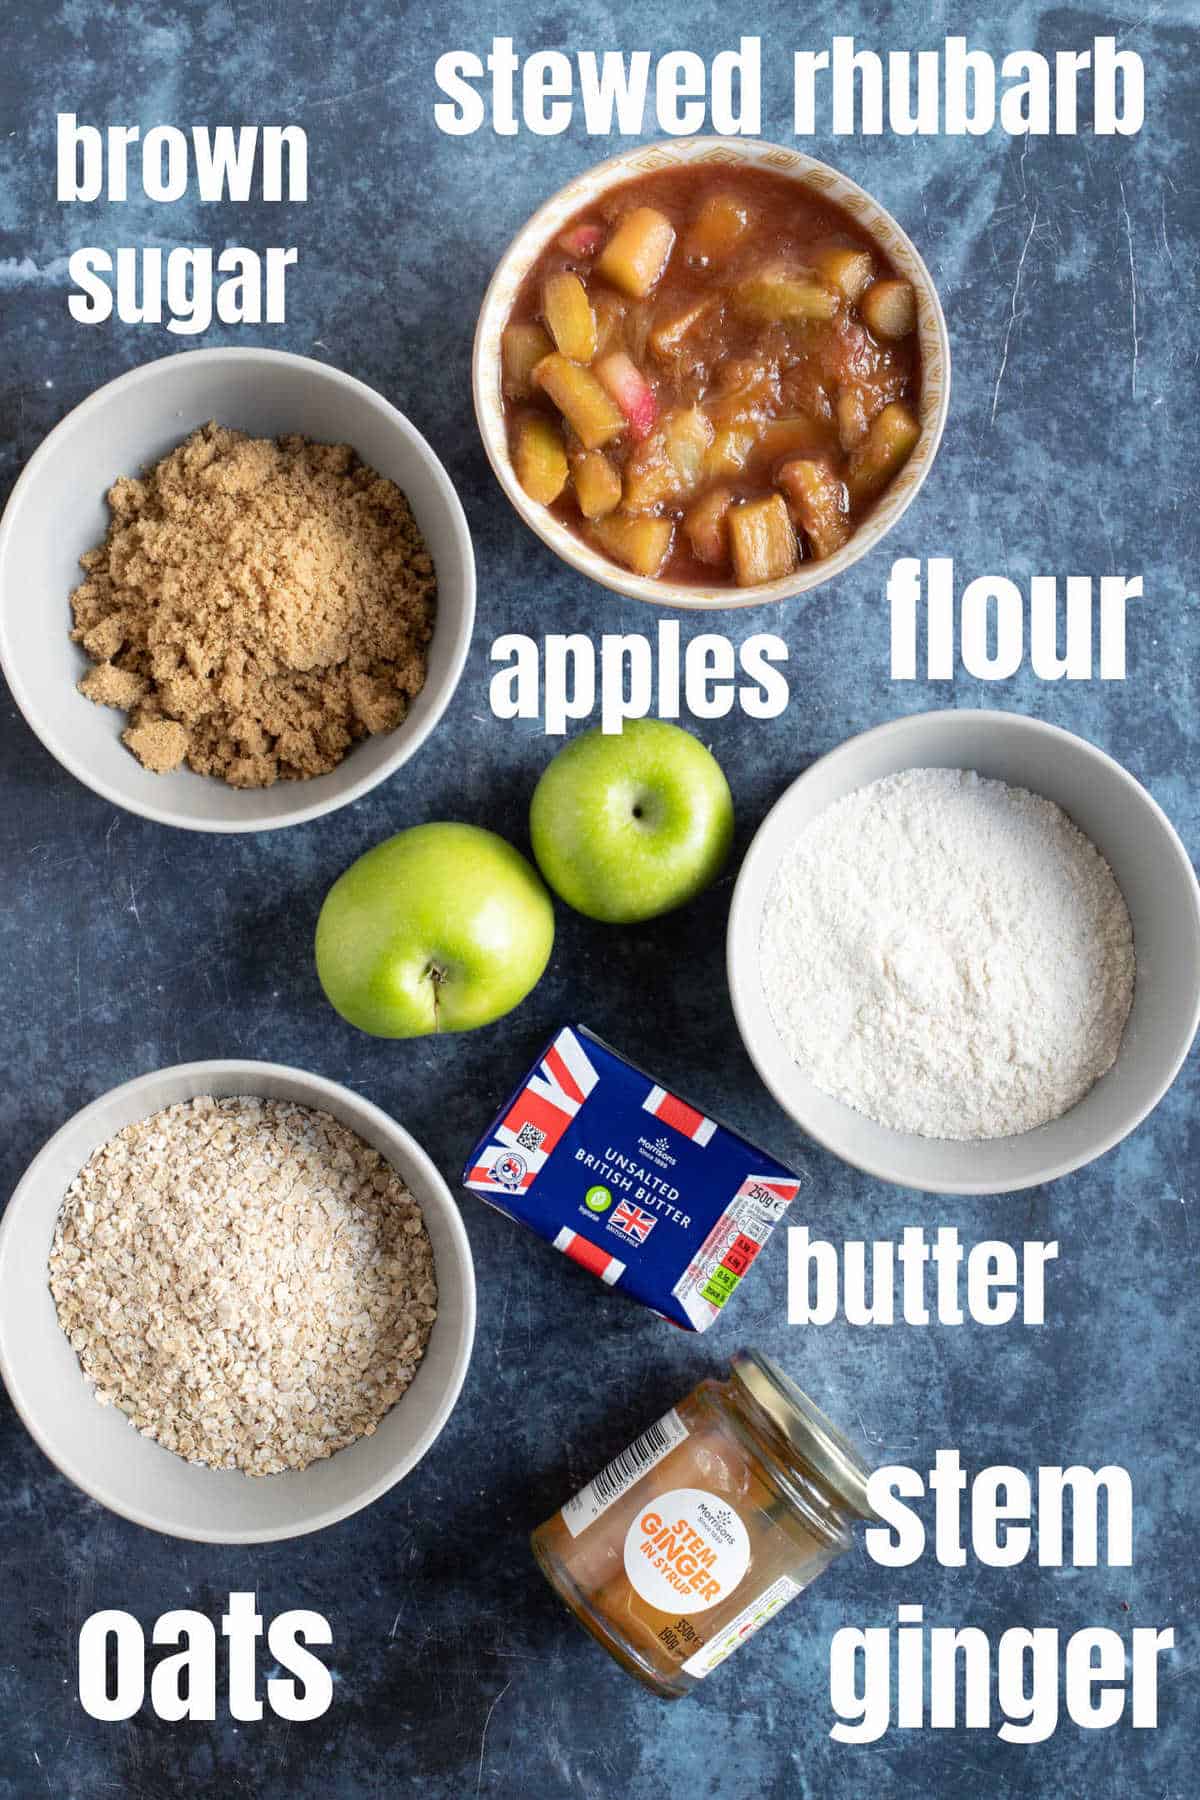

{"left": 473, "top": 138, "right": 950, "bottom": 609}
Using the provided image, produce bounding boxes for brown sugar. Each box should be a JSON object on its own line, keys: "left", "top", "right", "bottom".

{"left": 70, "top": 423, "right": 437, "bottom": 787}
{"left": 122, "top": 718, "right": 190, "bottom": 775}
{"left": 78, "top": 662, "right": 147, "bottom": 711}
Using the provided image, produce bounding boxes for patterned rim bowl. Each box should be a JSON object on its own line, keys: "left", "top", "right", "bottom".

{"left": 473, "top": 136, "right": 951, "bottom": 611}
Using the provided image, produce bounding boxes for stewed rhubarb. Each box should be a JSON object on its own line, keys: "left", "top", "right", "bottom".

{"left": 501, "top": 162, "right": 923, "bottom": 588}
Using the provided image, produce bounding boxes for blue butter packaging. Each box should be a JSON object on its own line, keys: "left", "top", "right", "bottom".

{"left": 463, "top": 1025, "right": 800, "bottom": 1331}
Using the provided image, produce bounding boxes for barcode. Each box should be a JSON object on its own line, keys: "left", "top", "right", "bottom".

{"left": 561, "top": 1408, "right": 689, "bottom": 1537}
{"left": 592, "top": 1418, "right": 675, "bottom": 1505}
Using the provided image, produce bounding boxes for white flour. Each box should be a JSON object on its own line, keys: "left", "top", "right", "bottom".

{"left": 759, "top": 768, "right": 1135, "bottom": 1141}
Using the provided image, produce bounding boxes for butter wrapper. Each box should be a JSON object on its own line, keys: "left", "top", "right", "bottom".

{"left": 463, "top": 1025, "right": 800, "bottom": 1330}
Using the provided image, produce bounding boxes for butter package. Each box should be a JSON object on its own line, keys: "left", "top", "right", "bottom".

{"left": 463, "top": 1025, "right": 800, "bottom": 1330}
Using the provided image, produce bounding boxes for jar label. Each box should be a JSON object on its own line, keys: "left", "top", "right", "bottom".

{"left": 561, "top": 1408, "right": 689, "bottom": 1538}
{"left": 680, "top": 1572, "right": 803, "bottom": 1677}
{"left": 622, "top": 1486, "right": 751, "bottom": 1616}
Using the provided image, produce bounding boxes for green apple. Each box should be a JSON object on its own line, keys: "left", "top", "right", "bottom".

{"left": 315, "top": 823, "right": 554, "bottom": 1037}
{"left": 529, "top": 719, "right": 734, "bottom": 924}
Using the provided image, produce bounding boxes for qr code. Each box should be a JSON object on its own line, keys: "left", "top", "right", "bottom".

{"left": 515, "top": 1122, "right": 545, "bottom": 1153}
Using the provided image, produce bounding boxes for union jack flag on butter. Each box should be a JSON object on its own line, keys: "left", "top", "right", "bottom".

{"left": 611, "top": 1199, "right": 657, "bottom": 1243}
{"left": 463, "top": 1025, "right": 802, "bottom": 1331}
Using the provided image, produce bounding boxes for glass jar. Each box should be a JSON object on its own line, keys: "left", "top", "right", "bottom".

{"left": 531, "top": 1349, "right": 874, "bottom": 1697}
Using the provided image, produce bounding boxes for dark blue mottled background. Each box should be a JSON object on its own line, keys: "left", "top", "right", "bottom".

{"left": 1, "top": 3, "right": 1196, "bottom": 1795}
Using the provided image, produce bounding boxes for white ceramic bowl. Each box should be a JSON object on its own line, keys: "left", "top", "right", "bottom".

{"left": 728, "top": 710, "right": 1200, "bottom": 1194}
{"left": 0, "top": 1061, "right": 476, "bottom": 1542}
{"left": 0, "top": 349, "right": 475, "bottom": 831}
{"left": 474, "top": 136, "right": 950, "bottom": 610}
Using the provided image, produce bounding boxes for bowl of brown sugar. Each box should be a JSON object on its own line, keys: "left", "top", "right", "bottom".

{"left": 0, "top": 348, "right": 475, "bottom": 831}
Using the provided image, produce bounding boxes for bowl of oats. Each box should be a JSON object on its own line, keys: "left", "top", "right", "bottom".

{"left": 0, "top": 1060, "right": 476, "bottom": 1541}
{"left": 0, "top": 348, "right": 475, "bottom": 831}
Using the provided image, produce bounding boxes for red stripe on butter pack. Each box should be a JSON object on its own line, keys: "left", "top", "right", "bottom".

{"left": 501, "top": 1028, "right": 599, "bottom": 1157}
{"left": 642, "top": 1084, "right": 717, "bottom": 1145}
{"left": 501, "top": 1086, "right": 575, "bottom": 1155}
{"left": 757, "top": 1178, "right": 801, "bottom": 1203}
{"left": 552, "top": 1227, "right": 625, "bottom": 1287}
{"left": 544, "top": 1041, "right": 587, "bottom": 1105}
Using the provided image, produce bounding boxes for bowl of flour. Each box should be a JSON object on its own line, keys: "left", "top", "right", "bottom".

{"left": 728, "top": 710, "right": 1200, "bottom": 1193}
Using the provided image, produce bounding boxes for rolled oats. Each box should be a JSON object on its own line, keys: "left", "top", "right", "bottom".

{"left": 48, "top": 1096, "right": 438, "bottom": 1476}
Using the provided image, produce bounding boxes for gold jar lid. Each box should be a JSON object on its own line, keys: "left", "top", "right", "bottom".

{"left": 731, "top": 1348, "right": 876, "bottom": 1521}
